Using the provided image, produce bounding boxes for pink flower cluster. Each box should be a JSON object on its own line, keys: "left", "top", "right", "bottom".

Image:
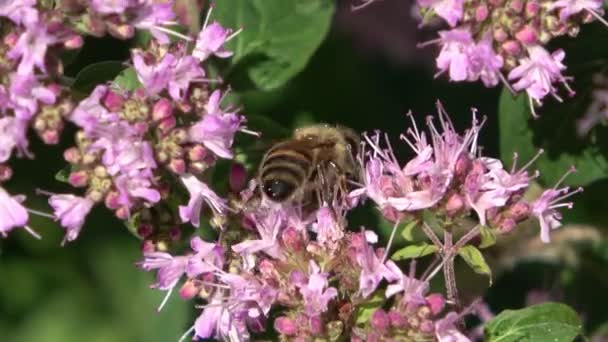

{"left": 0, "top": 1, "right": 247, "bottom": 243}
{"left": 354, "top": 102, "right": 580, "bottom": 243}
{"left": 413, "top": 0, "right": 606, "bottom": 116}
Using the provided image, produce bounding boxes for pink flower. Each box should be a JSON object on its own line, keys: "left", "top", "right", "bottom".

{"left": 8, "top": 14, "right": 56, "bottom": 75}
{"left": 468, "top": 35, "right": 504, "bottom": 87}
{"left": 435, "top": 312, "right": 471, "bottom": 342}
{"left": 188, "top": 90, "right": 245, "bottom": 159}
{"left": 132, "top": 52, "right": 176, "bottom": 95}
{"left": 69, "top": 85, "right": 117, "bottom": 135}
{"left": 0, "top": 187, "right": 29, "bottom": 237}
{"left": 232, "top": 209, "right": 284, "bottom": 259}
{"left": 193, "top": 22, "right": 234, "bottom": 62}
{"left": 186, "top": 236, "right": 225, "bottom": 277}
{"left": 49, "top": 194, "right": 95, "bottom": 244}
{"left": 356, "top": 242, "right": 392, "bottom": 298}
{"left": 131, "top": 2, "right": 175, "bottom": 44}
{"left": 115, "top": 170, "right": 161, "bottom": 207}
{"left": 417, "top": 0, "right": 464, "bottom": 27}
{"left": 298, "top": 261, "right": 338, "bottom": 316}
{"left": 508, "top": 46, "right": 572, "bottom": 102}
{"left": 436, "top": 28, "right": 475, "bottom": 82}
{"left": 91, "top": 0, "right": 135, "bottom": 14}
{"left": 179, "top": 174, "right": 227, "bottom": 227}
{"left": 138, "top": 250, "right": 189, "bottom": 311}
{"left": 531, "top": 186, "right": 581, "bottom": 243}
{"left": 0, "top": 0, "right": 37, "bottom": 24}
{"left": 193, "top": 294, "right": 237, "bottom": 340}
{"left": 311, "top": 206, "right": 344, "bottom": 251}
{"left": 8, "top": 73, "right": 56, "bottom": 120}
{"left": 384, "top": 261, "right": 429, "bottom": 302}
{"left": 168, "top": 56, "right": 204, "bottom": 100}
{"left": 0, "top": 117, "right": 28, "bottom": 163}
{"left": 549, "top": 0, "right": 604, "bottom": 22}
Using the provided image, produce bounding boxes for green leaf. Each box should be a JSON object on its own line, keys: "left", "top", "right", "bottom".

{"left": 55, "top": 167, "right": 70, "bottom": 183}
{"left": 457, "top": 245, "right": 492, "bottom": 282}
{"left": 484, "top": 302, "right": 583, "bottom": 342}
{"left": 422, "top": 209, "right": 442, "bottom": 231}
{"left": 355, "top": 292, "right": 385, "bottom": 325}
{"left": 123, "top": 212, "right": 142, "bottom": 239}
{"left": 113, "top": 67, "right": 141, "bottom": 91}
{"left": 400, "top": 220, "right": 419, "bottom": 242}
{"left": 214, "top": 0, "right": 335, "bottom": 90}
{"left": 72, "top": 61, "right": 125, "bottom": 94}
{"left": 392, "top": 243, "right": 438, "bottom": 260}
{"left": 479, "top": 225, "right": 496, "bottom": 249}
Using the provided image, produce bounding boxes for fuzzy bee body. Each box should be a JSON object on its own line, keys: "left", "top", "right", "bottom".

{"left": 258, "top": 124, "right": 361, "bottom": 205}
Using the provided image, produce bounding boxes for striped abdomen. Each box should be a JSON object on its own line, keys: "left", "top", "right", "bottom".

{"left": 259, "top": 141, "right": 315, "bottom": 202}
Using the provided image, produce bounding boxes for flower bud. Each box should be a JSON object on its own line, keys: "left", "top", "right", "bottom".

{"left": 64, "top": 34, "right": 83, "bottom": 49}
{"left": 493, "top": 26, "right": 509, "bottom": 42}
{"left": 188, "top": 145, "right": 208, "bottom": 161}
{"left": 179, "top": 279, "right": 199, "bottom": 300}
{"left": 107, "top": 23, "right": 134, "bottom": 40}
{"left": 282, "top": 227, "right": 304, "bottom": 251}
{"left": 41, "top": 130, "right": 60, "bottom": 144}
{"left": 525, "top": 1, "right": 540, "bottom": 17}
{"left": 169, "top": 226, "right": 182, "bottom": 241}
{"left": 137, "top": 223, "right": 154, "bottom": 238}
{"left": 475, "top": 4, "right": 489, "bottom": 22}
{"left": 426, "top": 293, "right": 445, "bottom": 315}
{"left": 366, "top": 332, "right": 380, "bottom": 342}
{"left": 229, "top": 163, "right": 247, "bottom": 192}
{"left": 152, "top": 98, "right": 173, "bottom": 122}
{"left": 0, "top": 165, "right": 12, "bottom": 182}
{"left": 371, "top": 309, "right": 390, "bottom": 330}
{"left": 445, "top": 193, "right": 464, "bottom": 216}
{"left": 169, "top": 158, "right": 186, "bottom": 174}
{"left": 497, "top": 217, "right": 516, "bottom": 234}
{"left": 309, "top": 315, "right": 323, "bottom": 335}
{"left": 502, "top": 40, "right": 521, "bottom": 56}
{"left": 515, "top": 25, "right": 538, "bottom": 45}
{"left": 115, "top": 206, "right": 129, "bottom": 220}
{"left": 507, "top": 201, "right": 530, "bottom": 221}
{"left": 274, "top": 316, "right": 297, "bottom": 336}
{"left": 63, "top": 147, "right": 81, "bottom": 164}
{"left": 103, "top": 90, "right": 124, "bottom": 112}
{"left": 420, "top": 320, "right": 435, "bottom": 333}
{"left": 389, "top": 309, "right": 407, "bottom": 328}
{"left": 105, "top": 191, "right": 120, "bottom": 209}
{"left": 509, "top": 0, "right": 523, "bottom": 12}
{"left": 141, "top": 239, "right": 155, "bottom": 253}
{"left": 68, "top": 170, "right": 88, "bottom": 187}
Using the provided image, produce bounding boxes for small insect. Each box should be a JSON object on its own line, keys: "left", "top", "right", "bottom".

{"left": 257, "top": 123, "right": 361, "bottom": 207}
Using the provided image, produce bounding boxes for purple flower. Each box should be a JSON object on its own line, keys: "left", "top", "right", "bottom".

{"left": 435, "top": 312, "right": 471, "bottom": 342}
{"left": 90, "top": 0, "right": 136, "bottom": 14}
{"left": 132, "top": 52, "right": 175, "bottom": 95}
{"left": 549, "top": 0, "right": 604, "bottom": 22}
{"left": 531, "top": 186, "right": 581, "bottom": 243}
{"left": 232, "top": 209, "right": 284, "bottom": 259}
{"left": 193, "top": 22, "right": 234, "bottom": 62}
{"left": 298, "top": 261, "right": 338, "bottom": 316}
{"left": 0, "top": 0, "right": 37, "bottom": 24}
{"left": 356, "top": 242, "right": 392, "bottom": 298}
{"left": 311, "top": 206, "right": 344, "bottom": 251}
{"left": 436, "top": 28, "right": 475, "bottom": 82}
{"left": 179, "top": 174, "right": 227, "bottom": 227}
{"left": 115, "top": 170, "right": 161, "bottom": 207}
{"left": 138, "top": 250, "right": 188, "bottom": 311}
{"left": 508, "top": 46, "right": 572, "bottom": 103}
{"left": 49, "top": 194, "right": 95, "bottom": 244}
{"left": 384, "top": 261, "right": 429, "bottom": 302}
{"left": 0, "top": 116, "right": 28, "bottom": 163}
{"left": 131, "top": 2, "right": 175, "bottom": 44}
{"left": 69, "top": 85, "right": 118, "bottom": 135}
{"left": 8, "top": 73, "right": 56, "bottom": 120}
{"left": 168, "top": 56, "right": 204, "bottom": 100}
{"left": 100, "top": 139, "right": 157, "bottom": 176}
{"left": 193, "top": 294, "right": 236, "bottom": 340}
{"left": 417, "top": 0, "right": 464, "bottom": 27}
{"left": 186, "top": 236, "right": 225, "bottom": 277}
{"left": 0, "top": 187, "right": 29, "bottom": 237}
{"left": 8, "top": 14, "right": 56, "bottom": 75}
{"left": 188, "top": 90, "right": 245, "bottom": 159}
{"left": 468, "top": 34, "right": 504, "bottom": 87}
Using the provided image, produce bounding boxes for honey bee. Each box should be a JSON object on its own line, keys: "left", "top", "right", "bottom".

{"left": 257, "top": 123, "right": 361, "bottom": 207}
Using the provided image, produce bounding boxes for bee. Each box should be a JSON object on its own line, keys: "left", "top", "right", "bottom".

{"left": 257, "top": 123, "right": 361, "bottom": 207}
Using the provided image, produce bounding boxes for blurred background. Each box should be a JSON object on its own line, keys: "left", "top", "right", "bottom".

{"left": 2, "top": 0, "right": 608, "bottom": 341}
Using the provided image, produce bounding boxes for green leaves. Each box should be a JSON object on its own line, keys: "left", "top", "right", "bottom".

{"left": 114, "top": 68, "right": 141, "bottom": 91}
{"left": 484, "top": 303, "right": 583, "bottom": 342}
{"left": 354, "top": 292, "right": 384, "bottom": 325}
{"left": 392, "top": 243, "right": 438, "bottom": 260}
{"left": 499, "top": 89, "right": 608, "bottom": 187}
{"left": 457, "top": 245, "right": 492, "bottom": 282}
{"left": 72, "top": 61, "right": 126, "bottom": 95}
{"left": 213, "top": 0, "right": 335, "bottom": 91}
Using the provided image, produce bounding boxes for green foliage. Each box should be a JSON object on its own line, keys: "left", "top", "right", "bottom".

{"left": 392, "top": 242, "right": 438, "bottom": 260}
{"left": 498, "top": 89, "right": 608, "bottom": 187}
{"left": 457, "top": 245, "right": 492, "bottom": 282}
{"left": 72, "top": 61, "right": 126, "bottom": 95}
{"left": 484, "top": 303, "right": 583, "bottom": 342}
{"left": 479, "top": 225, "right": 497, "bottom": 249}
{"left": 213, "top": 0, "right": 335, "bottom": 90}
{"left": 114, "top": 68, "right": 141, "bottom": 91}
{"left": 400, "top": 220, "right": 419, "bottom": 242}
{"left": 354, "top": 292, "right": 384, "bottom": 325}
